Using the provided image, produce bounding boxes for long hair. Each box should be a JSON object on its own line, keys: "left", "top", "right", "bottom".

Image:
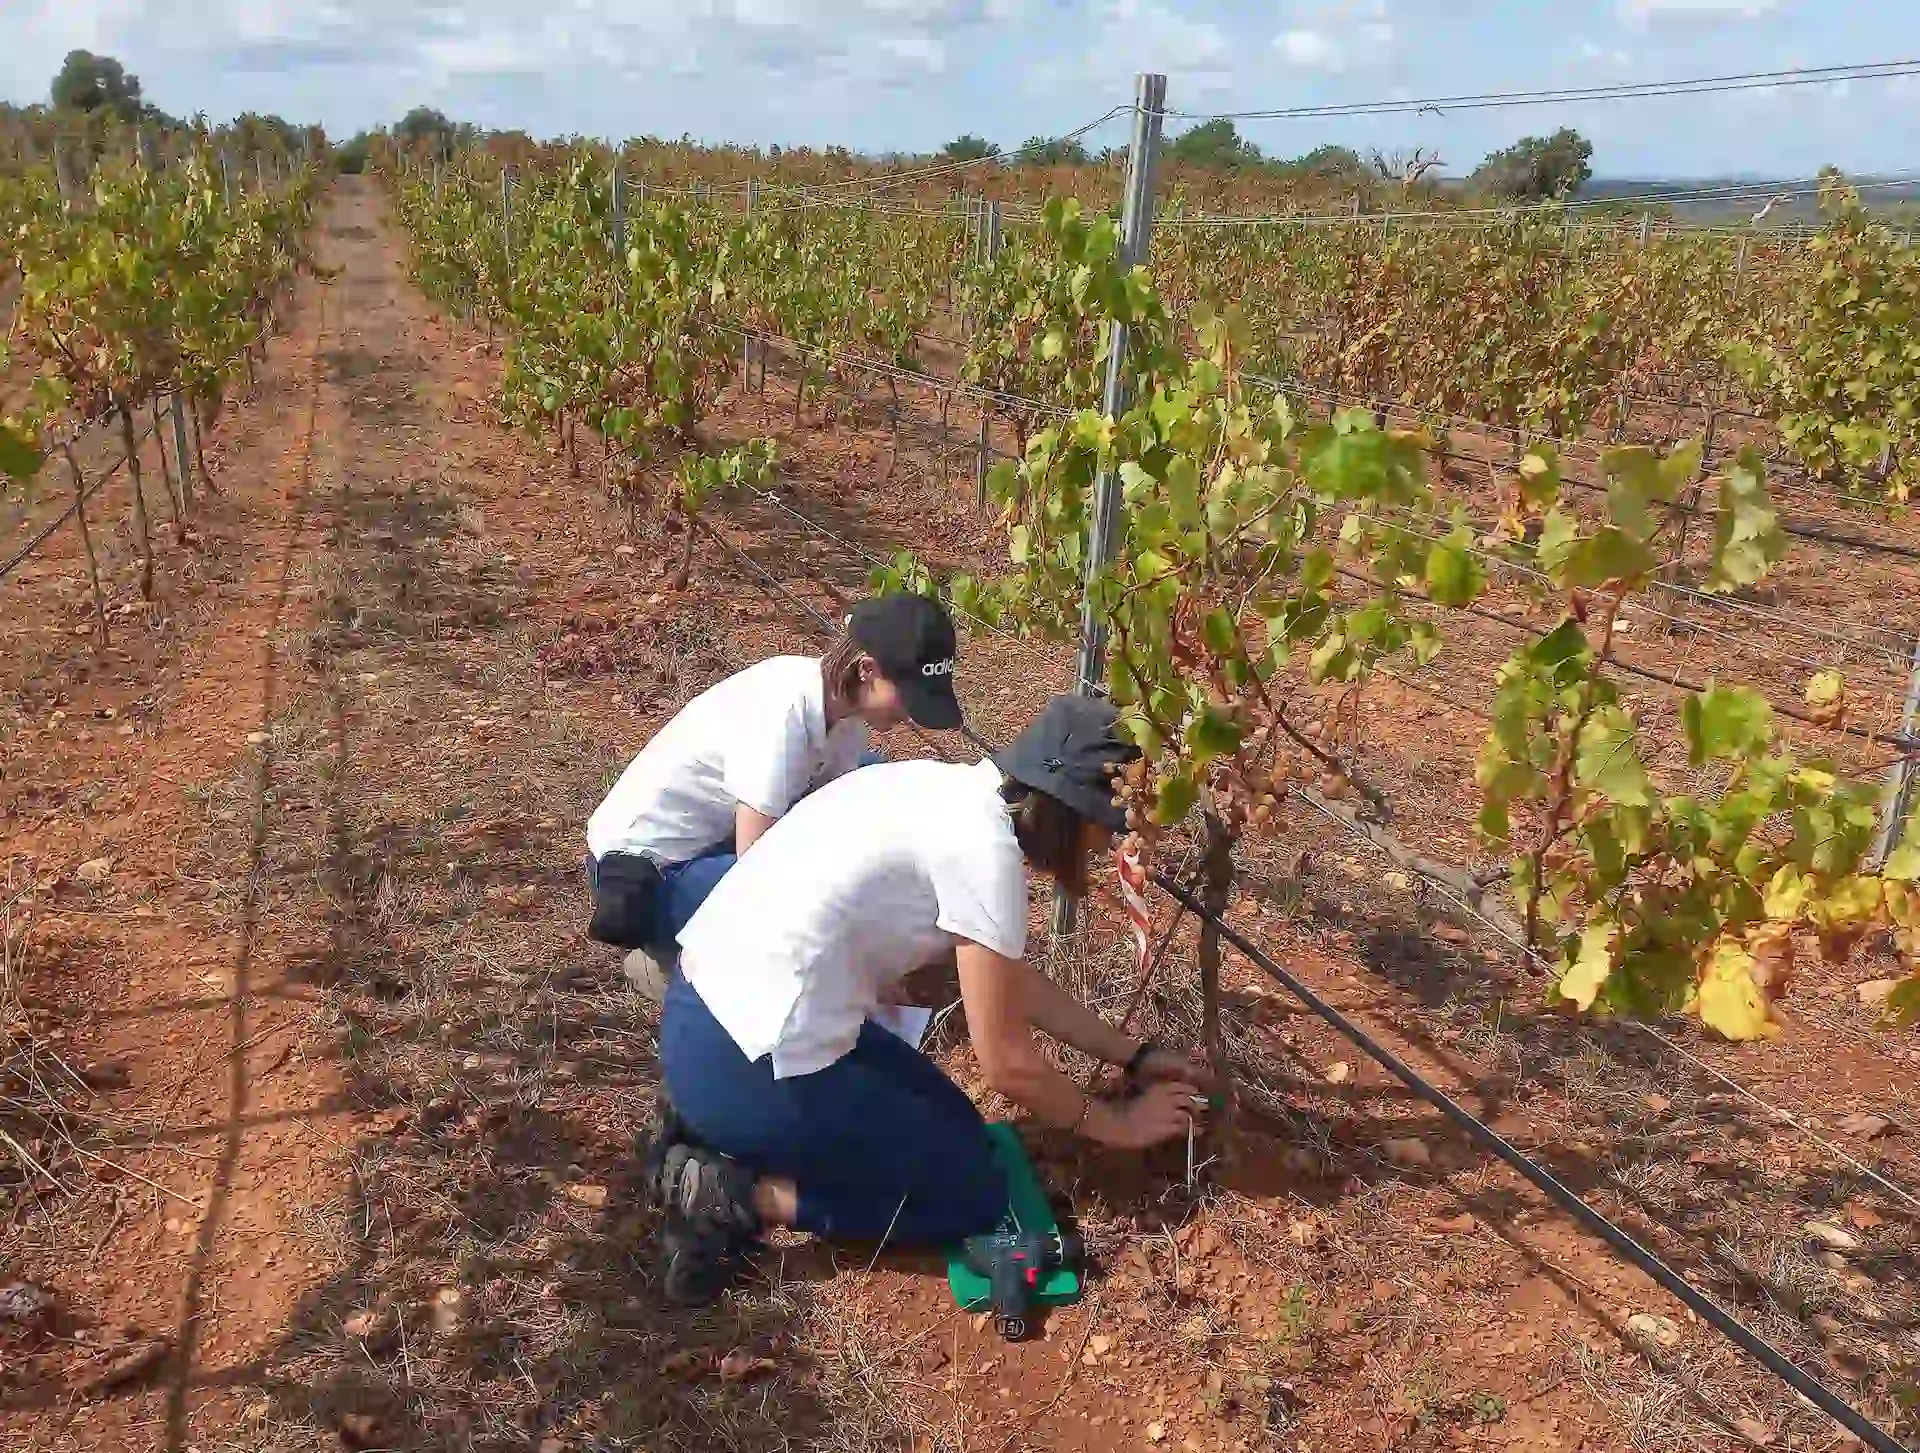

{"left": 820, "top": 628, "right": 867, "bottom": 719}
{"left": 1001, "top": 779, "right": 1092, "bottom": 898}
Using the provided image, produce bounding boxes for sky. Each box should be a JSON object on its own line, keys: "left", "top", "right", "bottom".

{"left": 1, "top": 0, "right": 1916, "bottom": 178}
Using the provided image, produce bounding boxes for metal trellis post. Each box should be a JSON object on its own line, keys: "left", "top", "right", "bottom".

{"left": 501, "top": 170, "right": 514, "bottom": 275}
{"left": 1054, "top": 71, "right": 1167, "bottom": 941}
{"left": 613, "top": 163, "right": 628, "bottom": 263}
{"left": 170, "top": 393, "right": 194, "bottom": 505}
{"left": 973, "top": 200, "right": 1003, "bottom": 513}
{"left": 743, "top": 180, "right": 759, "bottom": 388}
{"left": 1871, "top": 639, "right": 1920, "bottom": 869}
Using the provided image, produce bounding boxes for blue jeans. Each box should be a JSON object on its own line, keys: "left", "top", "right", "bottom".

{"left": 587, "top": 844, "right": 737, "bottom": 956}
{"left": 660, "top": 973, "right": 1006, "bottom": 1245}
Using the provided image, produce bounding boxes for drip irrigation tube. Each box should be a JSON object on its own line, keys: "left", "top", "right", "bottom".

{"left": 1149, "top": 869, "right": 1914, "bottom": 1453}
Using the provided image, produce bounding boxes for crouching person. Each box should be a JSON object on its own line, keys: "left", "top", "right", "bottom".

{"left": 649, "top": 694, "right": 1212, "bottom": 1304}
{"left": 584, "top": 593, "right": 962, "bottom": 998}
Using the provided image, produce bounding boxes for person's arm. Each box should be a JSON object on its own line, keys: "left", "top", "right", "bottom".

{"left": 734, "top": 802, "right": 778, "bottom": 855}
{"left": 955, "top": 940, "right": 1197, "bottom": 1149}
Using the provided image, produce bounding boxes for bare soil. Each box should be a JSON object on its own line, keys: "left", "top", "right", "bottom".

{"left": 0, "top": 178, "right": 1913, "bottom": 1453}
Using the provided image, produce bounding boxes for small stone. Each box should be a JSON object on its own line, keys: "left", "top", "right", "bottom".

{"left": 1626, "top": 1313, "right": 1681, "bottom": 1351}
{"left": 245, "top": 731, "right": 268, "bottom": 746}
{"left": 1324, "top": 1061, "right": 1352, "bottom": 1086}
{"left": 75, "top": 858, "right": 114, "bottom": 886}
{"left": 1856, "top": 979, "right": 1899, "bottom": 1008}
{"left": 1146, "top": 1423, "right": 1167, "bottom": 1444}
{"left": 1834, "top": 1113, "right": 1898, "bottom": 1141}
{"left": 1381, "top": 1138, "right": 1432, "bottom": 1170}
{"left": 1803, "top": 1221, "right": 1861, "bottom": 1254}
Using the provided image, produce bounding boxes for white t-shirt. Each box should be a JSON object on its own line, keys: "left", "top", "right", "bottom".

{"left": 586, "top": 656, "right": 871, "bottom": 866}
{"left": 679, "top": 758, "right": 1029, "bottom": 1078}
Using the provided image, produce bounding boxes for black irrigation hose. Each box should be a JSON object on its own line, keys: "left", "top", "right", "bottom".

{"left": 1149, "top": 869, "right": 1914, "bottom": 1453}
{"left": 0, "top": 427, "right": 155, "bottom": 585}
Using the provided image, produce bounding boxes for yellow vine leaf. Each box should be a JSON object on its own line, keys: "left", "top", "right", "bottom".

{"left": 1557, "top": 923, "right": 1617, "bottom": 1011}
{"left": 1763, "top": 864, "right": 1809, "bottom": 919}
{"left": 1803, "top": 668, "right": 1847, "bottom": 727}
{"left": 1696, "top": 935, "right": 1785, "bottom": 1042}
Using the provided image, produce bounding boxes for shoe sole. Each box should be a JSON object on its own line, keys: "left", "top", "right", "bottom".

{"left": 622, "top": 949, "right": 669, "bottom": 1004}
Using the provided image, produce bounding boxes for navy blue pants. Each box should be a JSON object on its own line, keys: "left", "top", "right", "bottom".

{"left": 660, "top": 973, "right": 1007, "bottom": 1245}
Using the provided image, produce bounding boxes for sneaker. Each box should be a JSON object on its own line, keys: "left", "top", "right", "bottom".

{"left": 638, "top": 1092, "right": 698, "bottom": 1210}
{"left": 657, "top": 1144, "right": 761, "bottom": 1239}
{"left": 660, "top": 1213, "right": 739, "bottom": 1306}
{"left": 622, "top": 946, "right": 673, "bottom": 1004}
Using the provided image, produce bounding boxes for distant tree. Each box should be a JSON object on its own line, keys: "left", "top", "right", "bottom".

{"left": 1019, "top": 136, "right": 1091, "bottom": 167}
{"left": 1285, "top": 144, "right": 1366, "bottom": 177}
{"left": 334, "top": 132, "right": 375, "bottom": 175}
{"left": 1471, "top": 128, "right": 1593, "bottom": 202}
{"left": 51, "top": 50, "right": 144, "bottom": 121}
{"left": 396, "top": 106, "right": 460, "bottom": 161}
{"left": 940, "top": 135, "right": 996, "bottom": 163}
{"left": 1370, "top": 147, "right": 1445, "bottom": 190}
{"left": 1166, "top": 118, "right": 1261, "bottom": 171}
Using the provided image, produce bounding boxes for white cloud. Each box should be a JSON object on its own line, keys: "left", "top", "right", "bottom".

{"left": 1618, "top": 0, "right": 1779, "bottom": 24}
{"left": 1033, "top": 0, "right": 1231, "bottom": 95}
{"left": 1277, "top": 28, "right": 1339, "bottom": 67}
{"left": 1576, "top": 38, "right": 1634, "bottom": 65}
{"left": 1272, "top": 0, "right": 1394, "bottom": 71}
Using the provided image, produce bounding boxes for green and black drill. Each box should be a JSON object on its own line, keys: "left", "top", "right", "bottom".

{"left": 958, "top": 1225, "right": 1084, "bottom": 1341}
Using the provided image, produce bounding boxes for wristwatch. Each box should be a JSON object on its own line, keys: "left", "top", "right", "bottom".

{"left": 1122, "top": 1039, "right": 1157, "bottom": 1083}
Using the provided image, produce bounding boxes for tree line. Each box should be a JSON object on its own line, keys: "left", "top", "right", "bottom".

{"left": 939, "top": 121, "right": 1595, "bottom": 204}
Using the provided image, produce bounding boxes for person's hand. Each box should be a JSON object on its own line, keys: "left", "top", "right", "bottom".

{"left": 1130, "top": 1046, "right": 1217, "bottom": 1094}
{"left": 1086, "top": 1080, "right": 1202, "bottom": 1150}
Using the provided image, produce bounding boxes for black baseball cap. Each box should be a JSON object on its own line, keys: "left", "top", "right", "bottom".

{"left": 848, "top": 593, "right": 963, "bottom": 730}
{"left": 995, "top": 694, "right": 1141, "bottom": 832}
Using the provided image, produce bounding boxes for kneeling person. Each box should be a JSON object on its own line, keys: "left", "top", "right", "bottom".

{"left": 585, "top": 593, "right": 961, "bottom": 998}
{"left": 652, "top": 694, "right": 1210, "bottom": 1304}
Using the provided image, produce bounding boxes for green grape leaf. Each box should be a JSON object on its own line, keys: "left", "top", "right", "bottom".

{"left": 0, "top": 422, "right": 43, "bottom": 481}
{"left": 1186, "top": 704, "right": 1243, "bottom": 767}
{"left": 1409, "top": 622, "right": 1441, "bottom": 667}
{"left": 1555, "top": 527, "right": 1657, "bottom": 591}
{"left": 1517, "top": 444, "right": 1560, "bottom": 512}
{"left": 1477, "top": 798, "right": 1511, "bottom": 848}
{"left": 1886, "top": 975, "right": 1920, "bottom": 1026}
{"left": 1300, "top": 546, "right": 1335, "bottom": 591}
{"left": 1884, "top": 844, "right": 1920, "bottom": 883}
{"left": 1682, "top": 686, "right": 1773, "bottom": 765}
{"left": 1153, "top": 769, "right": 1199, "bottom": 826}
{"left": 1423, "top": 527, "right": 1484, "bottom": 608}
{"left": 1575, "top": 704, "right": 1653, "bottom": 808}
{"left": 1704, "top": 449, "right": 1786, "bottom": 594}
{"left": 1202, "top": 609, "right": 1240, "bottom": 659}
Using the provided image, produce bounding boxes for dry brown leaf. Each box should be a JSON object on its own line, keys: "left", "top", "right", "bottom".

{"left": 719, "top": 1348, "right": 777, "bottom": 1382}
{"left": 1834, "top": 1112, "right": 1898, "bottom": 1141}
{"left": 660, "top": 1349, "right": 711, "bottom": 1380}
